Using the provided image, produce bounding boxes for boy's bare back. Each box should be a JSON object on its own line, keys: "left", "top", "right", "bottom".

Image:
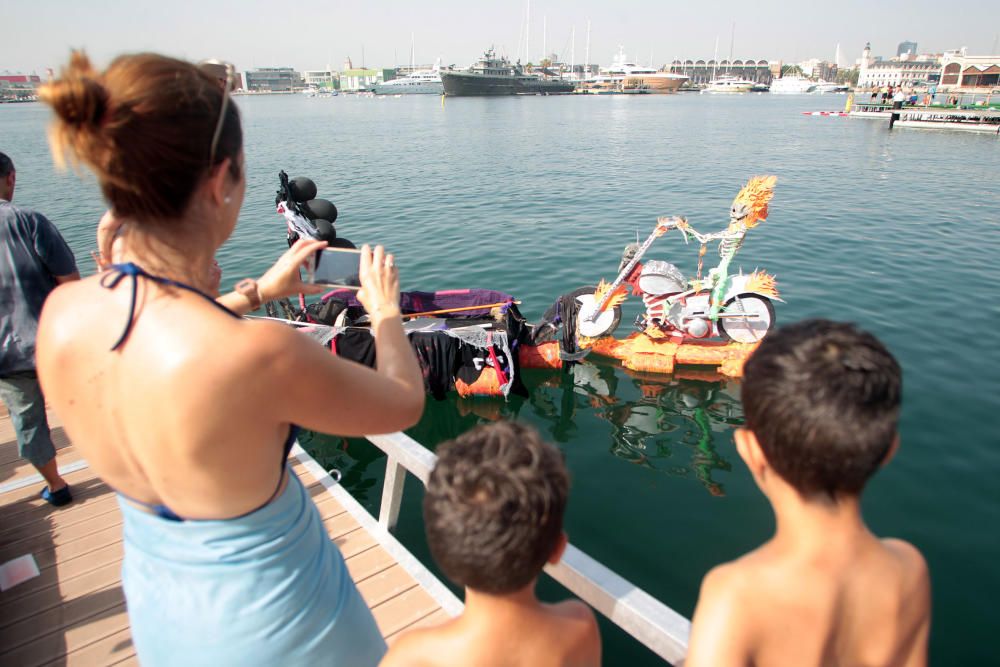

{"left": 688, "top": 533, "right": 929, "bottom": 666}
{"left": 687, "top": 320, "right": 931, "bottom": 667}
{"left": 381, "top": 598, "right": 600, "bottom": 667}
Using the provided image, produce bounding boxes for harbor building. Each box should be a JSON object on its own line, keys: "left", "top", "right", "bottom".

{"left": 938, "top": 53, "right": 1000, "bottom": 92}
{"left": 668, "top": 59, "right": 773, "bottom": 85}
{"left": 856, "top": 43, "right": 939, "bottom": 89}
{"left": 0, "top": 73, "right": 41, "bottom": 101}
{"left": 797, "top": 59, "right": 838, "bottom": 82}
{"left": 245, "top": 67, "right": 304, "bottom": 92}
{"left": 304, "top": 69, "right": 339, "bottom": 90}
{"left": 339, "top": 57, "right": 386, "bottom": 91}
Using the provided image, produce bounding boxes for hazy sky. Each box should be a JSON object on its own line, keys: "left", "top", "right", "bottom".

{"left": 4, "top": 0, "right": 998, "bottom": 74}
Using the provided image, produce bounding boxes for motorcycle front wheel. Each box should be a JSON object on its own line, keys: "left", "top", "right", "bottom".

{"left": 570, "top": 286, "right": 623, "bottom": 341}
{"left": 719, "top": 294, "right": 775, "bottom": 343}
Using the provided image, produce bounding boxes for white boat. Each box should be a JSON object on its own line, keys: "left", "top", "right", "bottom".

{"left": 600, "top": 47, "right": 688, "bottom": 93}
{"left": 703, "top": 76, "right": 756, "bottom": 94}
{"left": 302, "top": 87, "right": 337, "bottom": 97}
{"left": 372, "top": 69, "right": 443, "bottom": 95}
{"left": 770, "top": 76, "right": 816, "bottom": 94}
{"left": 812, "top": 80, "right": 850, "bottom": 94}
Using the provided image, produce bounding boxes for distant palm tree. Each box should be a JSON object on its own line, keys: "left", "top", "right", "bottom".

{"left": 781, "top": 64, "right": 804, "bottom": 77}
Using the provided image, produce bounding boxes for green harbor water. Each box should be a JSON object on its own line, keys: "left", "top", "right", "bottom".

{"left": 3, "top": 93, "right": 998, "bottom": 664}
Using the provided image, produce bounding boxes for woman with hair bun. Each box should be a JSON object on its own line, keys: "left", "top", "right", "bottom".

{"left": 35, "top": 52, "right": 424, "bottom": 666}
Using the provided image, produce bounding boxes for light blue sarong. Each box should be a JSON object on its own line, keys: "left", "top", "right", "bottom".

{"left": 118, "top": 470, "right": 386, "bottom": 666}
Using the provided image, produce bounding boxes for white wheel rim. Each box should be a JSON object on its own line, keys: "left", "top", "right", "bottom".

{"left": 722, "top": 296, "right": 772, "bottom": 343}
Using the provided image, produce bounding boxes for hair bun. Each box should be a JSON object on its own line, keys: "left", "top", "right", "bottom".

{"left": 43, "top": 51, "right": 109, "bottom": 130}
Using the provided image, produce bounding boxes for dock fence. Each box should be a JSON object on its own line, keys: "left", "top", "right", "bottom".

{"left": 366, "top": 431, "right": 691, "bottom": 665}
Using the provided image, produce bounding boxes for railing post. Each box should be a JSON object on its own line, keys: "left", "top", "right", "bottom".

{"left": 379, "top": 456, "right": 407, "bottom": 531}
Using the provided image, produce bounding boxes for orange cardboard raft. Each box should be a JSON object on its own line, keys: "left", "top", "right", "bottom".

{"left": 588, "top": 333, "right": 759, "bottom": 378}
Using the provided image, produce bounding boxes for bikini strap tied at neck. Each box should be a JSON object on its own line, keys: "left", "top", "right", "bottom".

{"left": 101, "top": 261, "right": 238, "bottom": 351}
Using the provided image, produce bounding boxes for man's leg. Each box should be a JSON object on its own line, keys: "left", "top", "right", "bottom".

{"left": 0, "top": 371, "right": 70, "bottom": 498}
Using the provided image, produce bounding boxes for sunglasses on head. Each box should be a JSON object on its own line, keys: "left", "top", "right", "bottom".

{"left": 208, "top": 63, "right": 235, "bottom": 168}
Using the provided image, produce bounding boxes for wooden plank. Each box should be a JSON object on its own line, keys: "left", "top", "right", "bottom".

{"left": 0, "top": 442, "right": 80, "bottom": 483}
{"left": 1, "top": 466, "right": 98, "bottom": 507}
{"left": 370, "top": 586, "right": 441, "bottom": 638}
{"left": 0, "top": 558, "right": 123, "bottom": 629}
{"left": 345, "top": 545, "right": 397, "bottom": 583}
{"left": 0, "top": 507, "right": 123, "bottom": 564}
{"left": 385, "top": 608, "right": 451, "bottom": 645}
{"left": 0, "top": 492, "right": 120, "bottom": 545}
{"left": 4, "top": 523, "right": 123, "bottom": 572}
{"left": 333, "top": 526, "right": 379, "bottom": 559}
{"left": 0, "top": 586, "right": 124, "bottom": 655}
{"left": 2, "top": 541, "right": 123, "bottom": 605}
{"left": 323, "top": 509, "right": 363, "bottom": 539}
{"left": 0, "top": 474, "right": 111, "bottom": 527}
{"left": 65, "top": 627, "right": 134, "bottom": 667}
{"left": 5, "top": 603, "right": 132, "bottom": 666}
{"left": 356, "top": 564, "right": 419, "bottom": 609}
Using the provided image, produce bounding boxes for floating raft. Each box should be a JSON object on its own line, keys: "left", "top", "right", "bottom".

{"left": 588, "top": 334, "right": 759, "bottom": 378}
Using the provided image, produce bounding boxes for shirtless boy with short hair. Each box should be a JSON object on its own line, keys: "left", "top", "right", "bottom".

{"left": 686, "top": 319, "right": 930, "bottom": 667}
{"left": 380, "top": 421, "right": 601, "bottom": 667}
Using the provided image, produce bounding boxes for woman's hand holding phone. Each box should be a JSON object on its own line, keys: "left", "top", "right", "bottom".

{"left": 258, "top": 238, "right": 329, "bottom": 301}
{"left": 356, "top": 245, "right": 401, "bottom": 323}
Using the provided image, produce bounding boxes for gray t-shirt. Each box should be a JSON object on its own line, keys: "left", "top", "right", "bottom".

{"left": 1, "top": 199, "right": 78, "bottom": 375}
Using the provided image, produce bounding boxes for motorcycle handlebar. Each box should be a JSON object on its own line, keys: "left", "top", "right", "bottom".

{"left": 656, "top": 215, "right": 686, "bottom": 230}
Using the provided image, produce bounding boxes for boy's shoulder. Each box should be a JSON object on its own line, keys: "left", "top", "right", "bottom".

{"left": 694, "top": 555, "right": 761, "bottom": 623}
{"left": 881, "top": 537, "right": 931, "bottom": 597}
{"left": 379, "top": 619, "right": 460, "bottom": 667}
{"left": 685, "top": 558, "right": 762, "bottom": 666}
{"left": 541, "top": 599, "right": 602, "bottom": 666}
{"left": 546, "top": 597, "right": 599, "bottom": 622}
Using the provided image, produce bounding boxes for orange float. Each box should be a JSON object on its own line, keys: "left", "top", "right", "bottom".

{"left": 588, "top": 333, "right": 759, "bottom": 378}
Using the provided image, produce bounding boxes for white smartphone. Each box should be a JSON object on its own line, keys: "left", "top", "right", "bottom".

{"left": 307, "top": 248, "right": 362, "bottom": 288}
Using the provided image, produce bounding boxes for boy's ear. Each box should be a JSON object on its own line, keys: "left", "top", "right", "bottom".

{"left": 735, "top": 428, "right": 768, "bottom": 477}
{"left": 547, "top": 531, "right": 568, "bottom": 565}
{"left": 881, "top": 434, "right": 900, "bottom": 467}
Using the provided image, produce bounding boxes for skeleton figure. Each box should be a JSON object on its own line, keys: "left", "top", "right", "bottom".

{"left": 677, "top": 176, "right": 777, "bottom": 320}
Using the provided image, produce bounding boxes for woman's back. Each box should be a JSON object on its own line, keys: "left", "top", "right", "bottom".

{"left": 34, "top": 51, "right": 425, "bottom": 666}
{"left": 39, "top": 271, "right": 294, "bottom": 518}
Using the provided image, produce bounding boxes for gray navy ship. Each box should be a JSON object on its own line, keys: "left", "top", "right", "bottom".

{"left": 441, "top": 48, "right": 575, "bottom": 96}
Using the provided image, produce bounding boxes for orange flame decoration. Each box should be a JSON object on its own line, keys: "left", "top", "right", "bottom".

{"left": 732, "top": 175, "right": 777, "bottom": 228}
{"left": 745, "top": 270, "right": 780, "bottom": 298}
{"left": 594, "top": 279, "right": 630, "bottom": 312}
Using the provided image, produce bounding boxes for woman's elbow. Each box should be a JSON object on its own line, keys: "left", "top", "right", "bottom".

{"left": 396, "top": 388, "right": 425, "bottom": 429}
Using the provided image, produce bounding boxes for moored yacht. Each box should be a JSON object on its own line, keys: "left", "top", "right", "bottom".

{"left": 441, "top": 48, "right": 575, "bottom": 96}
{"left": 770, "top": 76, "right": 817, "bottom": 94}
{"left": 812, "top": 80, "right": 850, "bottom": 93}
{"left": 604, "top": 48, "right": 688, "bottom": 93}
{"left": 372, "top": 69, "right": 443, "bottom": 95}
{"left": 703, "top": 76, "right": 756, "bottom": 93}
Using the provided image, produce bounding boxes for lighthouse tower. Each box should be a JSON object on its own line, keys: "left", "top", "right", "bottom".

{"left": 858, "top": 42, "right": 873, "bottom": 89}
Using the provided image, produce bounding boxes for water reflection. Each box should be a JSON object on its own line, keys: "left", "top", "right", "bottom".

{"left": 602, "top": 369, "right": 741, "bottom": 496}
{"left": 525, "top": 363, "right": 742, "bottom": 497}
{"left": 302, "top": 360, "right": 744, "bottom": 502}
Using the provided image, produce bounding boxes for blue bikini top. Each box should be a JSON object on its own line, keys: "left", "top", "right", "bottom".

{"left": 102, "top": 262, "right": 300, "bottom": 521}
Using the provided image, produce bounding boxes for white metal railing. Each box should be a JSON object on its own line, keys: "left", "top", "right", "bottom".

{"left": 366, "top": 432, "right": 691, "bottom": 665}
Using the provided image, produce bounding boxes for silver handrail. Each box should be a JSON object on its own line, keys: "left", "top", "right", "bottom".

{"left": 366, "top": 431, "right": 691, "bottom": 665}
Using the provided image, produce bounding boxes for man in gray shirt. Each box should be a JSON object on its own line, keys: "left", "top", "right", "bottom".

{"left": 1, "top": 151, "right": 80, "bottom": 506}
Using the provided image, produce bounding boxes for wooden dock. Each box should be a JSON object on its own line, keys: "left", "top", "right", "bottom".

{"left": 0, "top": 406, "right": 459, "bottom": 666}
